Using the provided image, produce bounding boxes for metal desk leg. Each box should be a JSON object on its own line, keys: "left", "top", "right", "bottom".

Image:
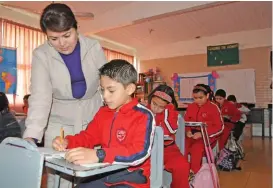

{"left": 54, "top": 173, "right": 61, "bottom": 188}
{"left": 262, "top": 123, "right": 264, "bottom": 140}
{"left": 269, "top": 123, "right": 272, "bottom": 139}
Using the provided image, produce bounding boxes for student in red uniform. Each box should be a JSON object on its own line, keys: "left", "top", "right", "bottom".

{"left": 22, "top": 94, "right": 30, "bottom": 115}
{"left": 215, "top": 89, "right": 241, "bottom": 150}
{"left": 147, "top": 85, "right": 190, "bottom": 188}
{"left": 52, "top": 59, "right": 155, "bottom": 188}
{"left": 227, "top": 95, "right": 250, "bottom": 141}
{"left": 184, "top": 84, "right": 223, "bottom": 174}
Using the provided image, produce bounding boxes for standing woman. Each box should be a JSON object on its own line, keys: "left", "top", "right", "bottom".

{"left": 23, "top": 3, "right": 107, "bottom": 187}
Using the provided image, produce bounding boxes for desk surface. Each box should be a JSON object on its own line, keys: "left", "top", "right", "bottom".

{"left": 45, "top": 158, "right": 128, "bottom": 177}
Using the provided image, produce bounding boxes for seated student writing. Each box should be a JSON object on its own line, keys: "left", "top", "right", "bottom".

{"left": 184, "top": 84, "right": 223, "bottom": 175}
{"left": 52, "top": 59, "right": 155, "bottom": 188}
{"left": 147, "top": 85, "right": 190, "bottom": 188}
{"left": 215, "top": 89, "right": 241, "bottom": 150}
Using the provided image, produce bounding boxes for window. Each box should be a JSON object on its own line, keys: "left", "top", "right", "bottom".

{"left": 1, "top": 19, "right": 134, "bottom": 106}
{"left": 1, "top": 19, "right": 46, "bottom": 104}
{"left": 103, "top": 47, "right": 134, "bottom": 64}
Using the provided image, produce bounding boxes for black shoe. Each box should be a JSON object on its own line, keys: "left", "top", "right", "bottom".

{"left": 234, "top": 167, "right": 242, "bottom": 171}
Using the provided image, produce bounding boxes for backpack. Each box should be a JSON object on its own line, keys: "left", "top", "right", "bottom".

{"left": 225, "top": 132, "right": 245, "bottom": 160}
{"left": 216, "top": 148, "right": 239, "bottom": 171}
{"left": 191, "top": 163, "right": 219, "bottom": 188}
{"left": 216, "top": 133, "right": 244, "bottom": 171}
{"left": 186, "top": 122, "right": 220, "bottom": 188}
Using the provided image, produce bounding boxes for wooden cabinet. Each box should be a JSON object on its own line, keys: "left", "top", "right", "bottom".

{"left": 134, "top": 73, "right": 166, "bottom": 102}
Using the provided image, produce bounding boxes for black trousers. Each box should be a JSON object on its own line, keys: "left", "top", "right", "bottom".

{"left": 233, "top": 121, "right": 246, "bottom": 141}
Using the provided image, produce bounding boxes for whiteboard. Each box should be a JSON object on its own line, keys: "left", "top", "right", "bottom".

{"left": 178, "top": 69, "right": 256, "bottom": 103}
{"left": 180, "top": 76, "right": 208, "bottom": 99}
{"left": 216, "top": 69, "right": 256, "bottom": 103}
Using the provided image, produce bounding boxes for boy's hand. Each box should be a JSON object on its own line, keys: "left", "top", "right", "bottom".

{"left": 192, "top": 132, "right": 202, "bottom": 140}
{"left": 65, "top": 147, "right": 99, "bottom": 165}
{"left": 52, "top": 136, "right": 68, "bottom": 151}
{"left": 186, "top": 131, "right": 193, "bottom": 138}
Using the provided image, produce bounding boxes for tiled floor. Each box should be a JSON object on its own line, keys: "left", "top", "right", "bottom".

{"left": 219, "top": 136, "right": 272, "bottom": 188}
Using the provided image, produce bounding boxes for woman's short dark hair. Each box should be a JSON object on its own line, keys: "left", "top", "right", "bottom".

{"left": 40, "top": 3, "right": 78, "bottom": 33}
{"left": 148, "top": 85, "right": 178, "bottom": 109}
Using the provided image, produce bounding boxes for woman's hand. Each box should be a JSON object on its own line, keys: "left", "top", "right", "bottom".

{"left": 52, "top": 136, "right": 68, "bottom": 151}
{"left": 65, "top": 147, "right": 99, "bottom": 165}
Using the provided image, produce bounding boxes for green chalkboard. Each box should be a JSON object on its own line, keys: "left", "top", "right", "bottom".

{"left": 207, "top": 43, "right": 239, "bottom": 67}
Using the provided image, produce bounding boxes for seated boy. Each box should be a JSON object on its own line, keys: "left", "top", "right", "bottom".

{"left": 227, "top": 95, "right": 250, "bottom": 141}
{"left": 52, "top": 59, "right": 155, "bottom": 188}
{"left": 215, "top": 89, "right": 241, "bottom": 150}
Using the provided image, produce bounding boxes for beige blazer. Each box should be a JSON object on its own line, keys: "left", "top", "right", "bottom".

{"left": 23, "top": 34, "right": 107, "bottom": 141}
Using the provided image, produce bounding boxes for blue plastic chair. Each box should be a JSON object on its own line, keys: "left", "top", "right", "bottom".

{"left": 150, "top": 126, "right": 164, "bottom": 188}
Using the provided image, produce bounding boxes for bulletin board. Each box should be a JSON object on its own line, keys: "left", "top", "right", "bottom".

{"left": 174, "top": 69, "right": 255, "bottom": 103}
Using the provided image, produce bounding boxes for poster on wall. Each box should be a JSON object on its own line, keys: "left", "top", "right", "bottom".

{"left": 174, "top": 69, "right": 255, "bottom": 107}
{"left": 173, "top": 74, "right": 216, "bottom": 103}
{"left": 0, "top": 47, "right": 17, "bottom": 94}
{"left": 207, "top": 43, "right": 239, "bottom": 67}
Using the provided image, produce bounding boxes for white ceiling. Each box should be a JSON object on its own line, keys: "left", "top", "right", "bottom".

{"left": 0, "top": 1, "right": 272, "bottom": 59}
{"left": 96, "top": 1, "right": 272, "bottom": 49}
{"left": 0, "top": 1, "right": 131, "bottom": 18}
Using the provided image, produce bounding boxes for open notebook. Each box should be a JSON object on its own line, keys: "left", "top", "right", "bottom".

{"left": 38, "top": 147, "right": 109, "bottom": 168}
{"left": 38, "top": 147, "right": 66, "bottom": 159}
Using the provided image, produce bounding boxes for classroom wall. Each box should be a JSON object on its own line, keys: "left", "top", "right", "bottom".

{"left": 140, "top": 46, "right": 272, "bottom": 108}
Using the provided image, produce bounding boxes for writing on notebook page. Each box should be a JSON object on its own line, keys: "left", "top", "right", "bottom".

{"left": 39, "top": 147, "right": 110, "bottom": 168}
{"left": 38, "top": 147, "right": 66, "bottom": 159}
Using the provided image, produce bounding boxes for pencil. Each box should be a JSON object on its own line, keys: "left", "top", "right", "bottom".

{"left": 60, "top": 127, "right": 64, "bottom": 144}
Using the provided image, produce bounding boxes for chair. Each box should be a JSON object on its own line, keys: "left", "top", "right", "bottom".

{"left": 162, "top": 114, "right": 185, "bottom": 188}
{"left": 0, "top": 137, "right": 44, "bottom": 188}
{"left": 150, "top": 126, "right": 164, "bottom": 188}
{"left": 162, "top": 115, "right": 219, "bottom": 188}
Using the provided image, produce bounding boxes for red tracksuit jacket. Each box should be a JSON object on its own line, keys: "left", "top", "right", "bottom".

{"left": 184, "top": 101, "right": 224, "bottom": 138}
{"left": 148, "top": 104, "right": 178, "bottom": 145}
{"left": 220, "top": 100, "right": 241, "bottom": 129}
{"left": 66, "top": 99, "right": 155, "bottom": 187}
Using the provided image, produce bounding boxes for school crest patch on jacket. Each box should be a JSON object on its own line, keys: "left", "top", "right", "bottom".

{"left": 116, "top": 128, "right": 126, "bottom": 142}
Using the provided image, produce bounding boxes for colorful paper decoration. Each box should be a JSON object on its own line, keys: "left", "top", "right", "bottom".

{"left": 211, "top": 70, "right": 219, "bottom": 79}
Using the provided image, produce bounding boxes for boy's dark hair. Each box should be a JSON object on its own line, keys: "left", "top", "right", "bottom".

{"left": 227, "top": 95, "right": 237, "bottom": 103}
{"left": 193, "top": 84, "right": 215, "bottom": 101}
{"left": 215, "top": 89, "right": 226, "bottom": 98}
{"left": 148, "top": 85, "right": 178, "bottom": 109}
{"left": 23, "top": 94, "right": 31, "bottom": 100}
{"left": 99, "top": 59, "right": 137, "bottom": 86}
{"left": 0, "top": 92, "right": 9, "bottom": 111}
{"left": 40, "top": 3, "right": 78, "bottom": 33}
